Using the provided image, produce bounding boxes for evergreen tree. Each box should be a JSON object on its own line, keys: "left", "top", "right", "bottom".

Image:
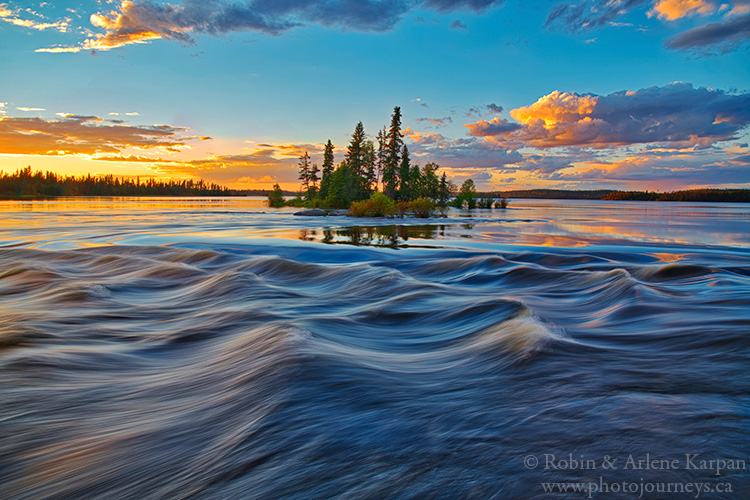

{"left": 346, "top": 122, "right": 367, "bottom": 178}
{"left": 309, "top": 163, "right": 320, "bottom": 197}
{"left": 363, "top": 140, "right": 377, "bottom": 193}
{"left": 397, "top": 145, "right": 411, "bottom": 201}
{"left": 376, "top": 127, "right": 387, "bottom": 190}
{"left": 410, "top": 163, "right": 422, "bottom": 199}
{"left": 457, "top": 179, "right": 477, "bottom": 209}
{"left": 383, "top": 106, "right": 403, "bottom": 198}
{"left": 319, "top": 140, "right": 335, "bottom": 199}
{"left": 267, "top": 183, "right": 285, "bottom": 207}
{"left": 437, "top": 172, "right": 451, "bottom": 207}
{"left": 345, "top": 122, "right": 370, "bottom": 200}
{"left": 422, "top": 162, "right": 440, "bottom": 200}
{"left": 298, "top": 151, "right": 312, "bottom": 199}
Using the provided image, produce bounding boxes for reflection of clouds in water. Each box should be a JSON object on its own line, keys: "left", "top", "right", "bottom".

{"left": 0, "top": 198, "right": 748, "bottom": 250}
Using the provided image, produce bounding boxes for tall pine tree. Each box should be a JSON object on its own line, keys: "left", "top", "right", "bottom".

{"left": 383, "top": 106, "right": 403, "bottom": 199}
{"left": 398, "top": 145, "right": 411, "bottom": 201}
{"left": 319, "top": 140, "right": 335, "bottom": 199}
{"left": 298, "top": 151, "right": 312, "bottom": 199}
{"left": 345, "top": 122, "right": 369, "bottom": 199}
{"left": 375, "top": 127, "right": 387, "bottom": 190}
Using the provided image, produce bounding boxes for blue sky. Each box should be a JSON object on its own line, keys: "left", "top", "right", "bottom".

{"left": 1, "top": 0, "right": 748, "bottom": 191}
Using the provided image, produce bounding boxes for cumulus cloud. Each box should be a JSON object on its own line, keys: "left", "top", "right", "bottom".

{"left": 665, "top": 12, "right": 750, "bottom": 51}
{"left": 449, "top": 19, "right": 467, "bottom": 29}
{"left": 465, "top": 83, "right": 750, "bottom": 149}
{"left": 36, "top": 0, "right": 506, "bottom": 52}
{"left": 0, "top": 115, "right": 188, "bottom": 155}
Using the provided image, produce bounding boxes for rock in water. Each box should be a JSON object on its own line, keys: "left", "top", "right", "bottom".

{"left": 293, "top": 209, "right": 326, "bottom": 216}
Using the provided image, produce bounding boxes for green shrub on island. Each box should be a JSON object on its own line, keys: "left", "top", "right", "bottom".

{"left": 495, "top": 198, "right": 509, "bottom": 209}
{"left": 408, "top": 197, "right": 436, "bottom": 218}
{"left": 267, "top": 184, "right": 286, "bottom": 207}
{"left": 450, "top": 179, "right": 477, "bottom": 209}
{"left": 350, "top": 192, "right": 396, "bottom": 217}
{"left": 348, "top": 193, "right": 439, "bottom": 218}
{"left": 477, "top": 196, "right": 494, "bottom": 209}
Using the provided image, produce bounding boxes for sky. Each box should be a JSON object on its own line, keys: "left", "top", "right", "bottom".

{"left": 0, "top": 0, "right": 749, "bottom": 192}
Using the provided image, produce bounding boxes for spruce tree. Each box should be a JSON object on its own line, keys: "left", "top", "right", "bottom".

{"left": 383, "top": 106, "right": 403, "bottom": 199}
{"left": 309, "top": 163, "right": 320, "bottom": 197}
{"left": 363, "top": 140, "right": 376, "bottom": 194}
{"left": 438, "top": 172, "right": 450, "bottom": 207}
{"left": 376, "top": 127, "right": 387, "bottom": 190}
{"left": 397, "top": 145, "right": 411, "bottom": 201}
{"left": 345, "top": 122, "right": 369, "bottom": 200}
{"left": 298, "top": 151, "right": 311, "bottom": 198}
{"left": 319, "top": 140, "right": 335, "bottom": 199}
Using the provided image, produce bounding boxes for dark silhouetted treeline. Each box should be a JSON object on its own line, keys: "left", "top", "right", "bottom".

{"left": 603, "top": 189, "right": 750, "bottom": 202}
{"left": 486, "top": 188, "right": 749, "bottom": 202}
{"left": 486, "top": 189, "right": 615, "bottom": 200}
{"left": 0, "top": 167, "right": 260, "bottom": 198}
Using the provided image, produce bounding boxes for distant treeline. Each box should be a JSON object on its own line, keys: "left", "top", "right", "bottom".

{"left": 486, "top": 189, "right": 613, "bottom": 200}
{"left": 602, "top": 189, "right": 750, "bottom": 202}
{"left": 0, "top": 167, "right": 262, "bottom": 198}
{"left": 486, "top": 188, "right": 750, "bottom": 203}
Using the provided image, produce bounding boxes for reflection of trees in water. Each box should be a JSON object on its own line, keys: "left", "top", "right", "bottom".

{"left": 299, "top": 225, "right": 445, "bottom": 246}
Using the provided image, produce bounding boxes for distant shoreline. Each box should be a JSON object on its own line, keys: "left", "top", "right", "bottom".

{"left": 2, "top": 189, "right": 749, "bottom": 203}
{"left": 481, "top": 188, "right": 750, "bottom": 203}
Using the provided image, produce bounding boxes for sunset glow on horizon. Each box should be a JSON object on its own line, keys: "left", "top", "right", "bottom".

{"left": 1, "top": 0, "right": 748, "bottom": 191}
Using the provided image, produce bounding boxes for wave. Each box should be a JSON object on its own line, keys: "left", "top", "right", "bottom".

{"left": 1, "top": 244, "right": 749, "bottom": 499}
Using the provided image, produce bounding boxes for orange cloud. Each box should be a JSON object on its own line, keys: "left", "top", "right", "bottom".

{"left": 0, "top": 116, "right": 188, "bottom": 156}
{"left": 466, "top": 83, "right": 750, "bottom": 149}
{"left": 0, "top": 3, "right": 69, "bottom": 32}
{"left": 649, "top": 0, "right": 716, "bottom": 20}
{"left": 510, "top": 91, "right": 598, "bottom": 126}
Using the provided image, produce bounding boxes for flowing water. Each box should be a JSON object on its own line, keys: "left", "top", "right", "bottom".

{"left": 0, "top": 198, "right": 748, "bottom": 499}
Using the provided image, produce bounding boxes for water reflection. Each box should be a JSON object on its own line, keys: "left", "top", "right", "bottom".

{"left": 299, "top": 225, "right": 447, "bottom": 246}
{"left": 1, "top": 197, "right": 748, "bottom": 250}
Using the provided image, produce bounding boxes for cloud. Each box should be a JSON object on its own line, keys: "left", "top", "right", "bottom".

{"left": 486, "top": 103, "right": 503, "bottom": 114}
{"left": 16, "top": 107, "right": 46, "bottom": 111}
{"left": 465, "top": 83, "right": 750, "bottom": 149}
{"left": 545, "top": 0, "right": 648, "bottom": 32}
{"left": 404, "top": 126, "right": 523, "bottom": 168}
{"left": 423, "top": 0, "right": 504, "bottom": 10}
{"left": 415, "top": 116, "right": 453, "bottom": 127}
{"left": 519, "top": 155, "right": 575, "bottom": 174}
{"left": 465, "top": 117, "right": 521, "bottom": 136}
{"left": 0, "top": 115, "right": 188, "bottom": 155}
{"left": 466, "top": 103, "right": 504, "bottom": 117}
{"left": 648, "top": 0, "right": 716, "bottom": 20}
{"left": 0, "top": 2, "right": 70, "bottom": 32}
{"left": 665, "top": 12, "right": 750, "bottom": 51}
{"left": 0, "top": 102, "right": 6, "bottom": 115}
{"left": 450, "top": 19, "right": 467, "bottom": 29}
{"left": 37, "top": 0, "right": 507, "bottom": 52}
{"left": 550, "top": 151, "right": 750, "bottom": 186}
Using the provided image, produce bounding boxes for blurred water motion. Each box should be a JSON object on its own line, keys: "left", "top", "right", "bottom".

{"left": 0, "top": 198, "right": 749, "bottom": 499}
